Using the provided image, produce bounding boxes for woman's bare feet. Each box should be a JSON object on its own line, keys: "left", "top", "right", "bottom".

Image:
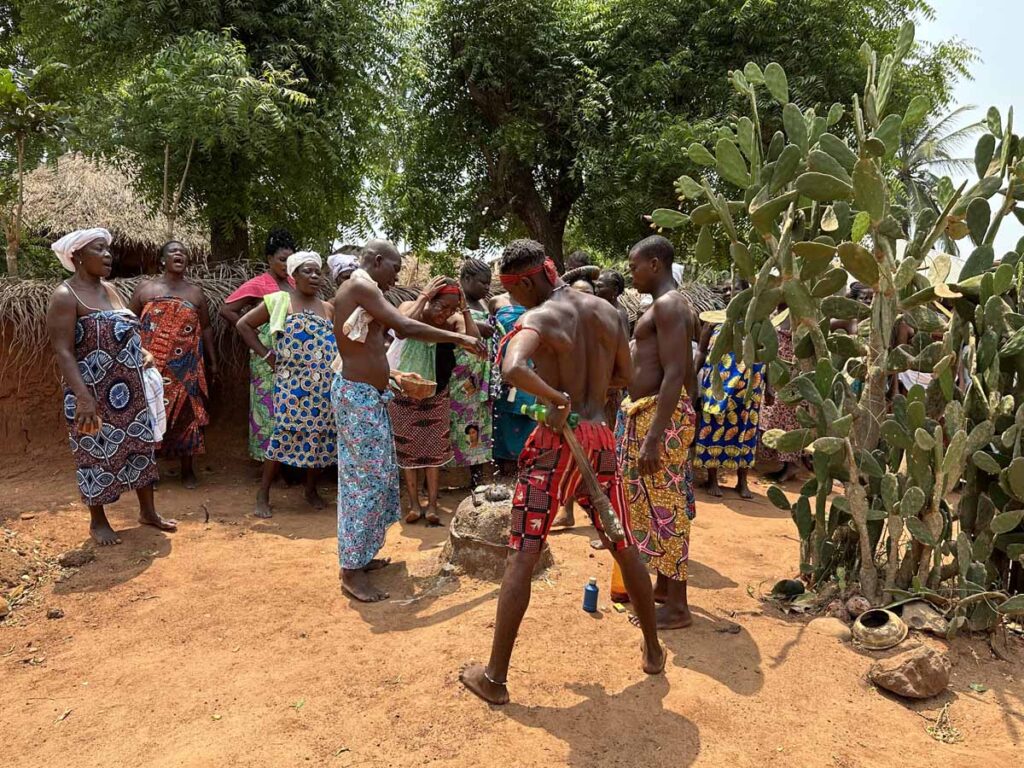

{"left": 304, "top": 487, "right": 326, "bottom": 510}
{"left": 642, "top": 640, "right": 667, "bottom": 675}
{"left": 363, "top": 557, "right": 391, "bottom": 572}
{"left": 90, "top": 520, "right": 122, "bottom": 546}
{"left": 424, "top": 503, "right": 442, "bottom": 527}
{"left": 736, "top": 470, "right": 753, "bottom": 500}
{"left": 254, "top": 490, "right": 272, "bottom": 518}
{"left": 460, "top": 664, "right": 510, "bottom": 705}
{"left": 341, "top": 569, "right": 389, "bottom": 602}
{"left": 139, "top": 512, "right": 178, "bottom": 532}
{"left": 705, "top": 469, "right": 723, "bottom": 498}
{"left": 182, "top": 469, "right": 199, "bottom": 489}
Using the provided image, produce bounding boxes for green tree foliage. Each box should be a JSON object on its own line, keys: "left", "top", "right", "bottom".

{"left": 391, "top": 0, "right": 972, "bottom": 268}
{"left": 0, "top": 63, "right": 69, "bottom": 275}
{"left": 110, "top": 31, "right": 315, "bottom": 241}
{"left": 15, "top": 0, "right": 392, "bottom": 259}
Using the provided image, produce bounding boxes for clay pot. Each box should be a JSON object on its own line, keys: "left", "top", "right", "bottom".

{"left": 852, "top": 608, "right": 908, "bottom": 650}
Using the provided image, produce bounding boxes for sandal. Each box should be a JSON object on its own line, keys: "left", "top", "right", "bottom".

{"left": 405, "top": 508, "right": 424, "bottom": 524}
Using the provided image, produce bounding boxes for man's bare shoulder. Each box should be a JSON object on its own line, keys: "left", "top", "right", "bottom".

{"left": 651, "top": 290, "right": 692, "bottom": 322}
{"left": 336, "top": 279, "right": 374, "bottom": 303}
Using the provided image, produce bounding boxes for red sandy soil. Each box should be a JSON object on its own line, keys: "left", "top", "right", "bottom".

{"left": 1, "top": 451, "right": 1021, "bottom": 768}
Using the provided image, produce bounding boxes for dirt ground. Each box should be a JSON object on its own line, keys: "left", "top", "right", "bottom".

{"left": 2, "top": 447, "right": 1022, "bottom": 768}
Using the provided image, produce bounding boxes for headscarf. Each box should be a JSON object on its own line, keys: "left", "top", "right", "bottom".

{"left": 499, "top": 258, "right": 558, "bottom": 288}
{"left": 436, "top": 283, "right": 462, "bottom": 297}
{"left": 286, "top": 250, "right": 322, "bottom": 277}
{"left": 51, "top": 228, "right": 113, "bottom": 272}
{"left": 327, "top": 252, "right": 359, "bottom": 280}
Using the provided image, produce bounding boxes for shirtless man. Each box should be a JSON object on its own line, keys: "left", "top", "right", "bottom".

{"left": 623, "top": 236, "right": 698, "bottom": 628}
{"left": 332, "top": 240, "right": 484, "bottom": 602}
{"left": 461, "top": 239, "right": 665, "bottom": 705}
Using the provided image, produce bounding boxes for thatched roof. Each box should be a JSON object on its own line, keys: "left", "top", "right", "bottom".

{"left": 21, "top": 154, "right": 208, "bottom": 251}
{"left": 0, "top": 263, "right": 420, "bottom": 381}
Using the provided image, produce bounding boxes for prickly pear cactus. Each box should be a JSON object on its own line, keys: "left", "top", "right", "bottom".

{"left": 653, "top": 22, "right": 1024, "bottom": 625}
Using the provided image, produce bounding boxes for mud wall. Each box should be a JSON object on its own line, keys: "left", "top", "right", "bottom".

{"left": 0, "top": 322, "right": 250, "bottom": 460}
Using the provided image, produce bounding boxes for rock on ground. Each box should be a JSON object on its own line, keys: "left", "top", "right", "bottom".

{"left": 869, "top": 645, "right": 951, "bottom": 699}
{"left": 808, "top": 616, "right": 852, "bottom": 641}
{"left": 57, "top": 548, "right": 95, "bottom": 569}
{"left": 441, "top": 495, "right": 553, "bottom": 581}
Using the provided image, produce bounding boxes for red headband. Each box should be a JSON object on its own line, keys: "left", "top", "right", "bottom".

{"left": 436, "top": 284, "right": 462, "bottom": 296}
{"left": 499, "top": 258, "right": 558, "bottom": 288}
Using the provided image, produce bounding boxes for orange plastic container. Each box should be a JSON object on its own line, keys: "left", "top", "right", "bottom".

{"left": 610, "top": 561, "right": 629, "bottom": 603}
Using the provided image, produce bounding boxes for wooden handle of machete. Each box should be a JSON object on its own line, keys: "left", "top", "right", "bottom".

{"left": 559, "top": 424, "right": 626, "bottom": 543}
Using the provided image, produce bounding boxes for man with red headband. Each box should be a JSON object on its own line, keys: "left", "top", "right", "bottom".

{"left": 461, "top": 239, "right": 665, "bottom": 705}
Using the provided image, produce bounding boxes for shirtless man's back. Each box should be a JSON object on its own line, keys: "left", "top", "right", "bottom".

{"left": 460, "top": 239, "right": 664, "bottom": 706}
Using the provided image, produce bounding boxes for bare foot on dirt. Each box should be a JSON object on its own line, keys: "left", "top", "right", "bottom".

{"left": 90, "top": 521, "right": 122, "bottom": 546}
{"left": 550, "top": 507, "right": 575, "bottom": 529}
{"left": 642, "top": 640, "right": 667, "bottom": 675}
{"left": 404, "top": 504, "right": 424, "bottom": 524}
{"left": 363, "top": 557, "right": 391, "bottom": 572}
{"left": 341, "top": 569, "right": 389, "bottom": 602}
{"left": 182, "top": 469, "right": 199, "bottom": 490}
{"left": 254, "top": 491, "right": 272, "bottom": 519}
{"left": 654, "top": 603, "right": 693, "bottom": 629}
{"left": 705, "top": 473, "right": 723, "bottom": 498}
{"left": 304, "top": 487, "right": 326, "bottom": 510}
{"left": 460, "top": 664, "right": 510, "bottom": 705}
{"left": 139, "top": 513, "right": 178, "bottom": 532}
{"left": 735, "top": 480, "right": 753, "bottom": 500}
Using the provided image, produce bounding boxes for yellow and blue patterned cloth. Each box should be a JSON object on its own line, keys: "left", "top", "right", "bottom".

{"left": 694, "top": 326, "right": 764, "bottom": 471}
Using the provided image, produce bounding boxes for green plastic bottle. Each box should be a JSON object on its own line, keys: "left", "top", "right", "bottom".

{"left": 520, "top": 403, "right": 580, "bottom": 428}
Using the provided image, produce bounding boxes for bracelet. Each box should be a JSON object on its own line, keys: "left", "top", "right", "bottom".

{"left": 483, "top": 670, "right": 507, "bottom": 687}
{"left": 555, "top": 392, "right": 570, "bottom": 410}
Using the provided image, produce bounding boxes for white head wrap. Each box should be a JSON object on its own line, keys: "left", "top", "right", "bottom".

{"left": 51, "top": 228, "right": 113, "bottom": 272}
{"left": 286, "top": 250, "right": 322, "bottom": 277}
{"left": 327, "top": 252, "right": 359, "bottom": 280}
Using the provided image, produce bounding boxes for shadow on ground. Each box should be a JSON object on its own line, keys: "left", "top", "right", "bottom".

{"left": 503, "top": 676, "right": 700, "bottom": 767}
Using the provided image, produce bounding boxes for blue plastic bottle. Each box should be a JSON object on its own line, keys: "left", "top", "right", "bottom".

{"left": 582, "top": 577, "right": 599, "bottom": 613}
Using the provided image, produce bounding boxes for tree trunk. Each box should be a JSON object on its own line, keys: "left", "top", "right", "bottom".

{"left": 209, "top": 217, "right": 250, "bottom": 263}
{"left": 6, "top": 134, "right": 25, "bottom": 276}
{"left": 507, "top": 167, "right": 573, "bottom": 272}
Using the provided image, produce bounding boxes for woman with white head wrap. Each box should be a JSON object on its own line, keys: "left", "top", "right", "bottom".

{"left": 286, "top": 250, "right": 322, "bottom": 277}
{"left": 45, "top": 228, "right": 177, "bottom": 545}
{"left": 236, "top": 249, "right": 338, "bottom": 518}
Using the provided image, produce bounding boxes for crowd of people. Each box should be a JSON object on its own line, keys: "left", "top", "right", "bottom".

{"left": 45, "top": 225, "right": 831, "bottom": 705}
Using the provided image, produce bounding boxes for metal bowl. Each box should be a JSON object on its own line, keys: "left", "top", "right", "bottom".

{"left": 851, "top": 608, "right": 908, "bottom": 650}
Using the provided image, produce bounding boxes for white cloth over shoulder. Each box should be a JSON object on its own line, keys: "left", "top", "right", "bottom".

{"left": 51, "top": 228, "right": 112, "bottom": 272}
{"left": 142, "top": 367, "right": 166, "bottom": 442}
{"left": 331, "top": 268, "right": 385, "bottom": 373}
{"left": 286, "top": 250, "right": 322, "bottom": 277}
